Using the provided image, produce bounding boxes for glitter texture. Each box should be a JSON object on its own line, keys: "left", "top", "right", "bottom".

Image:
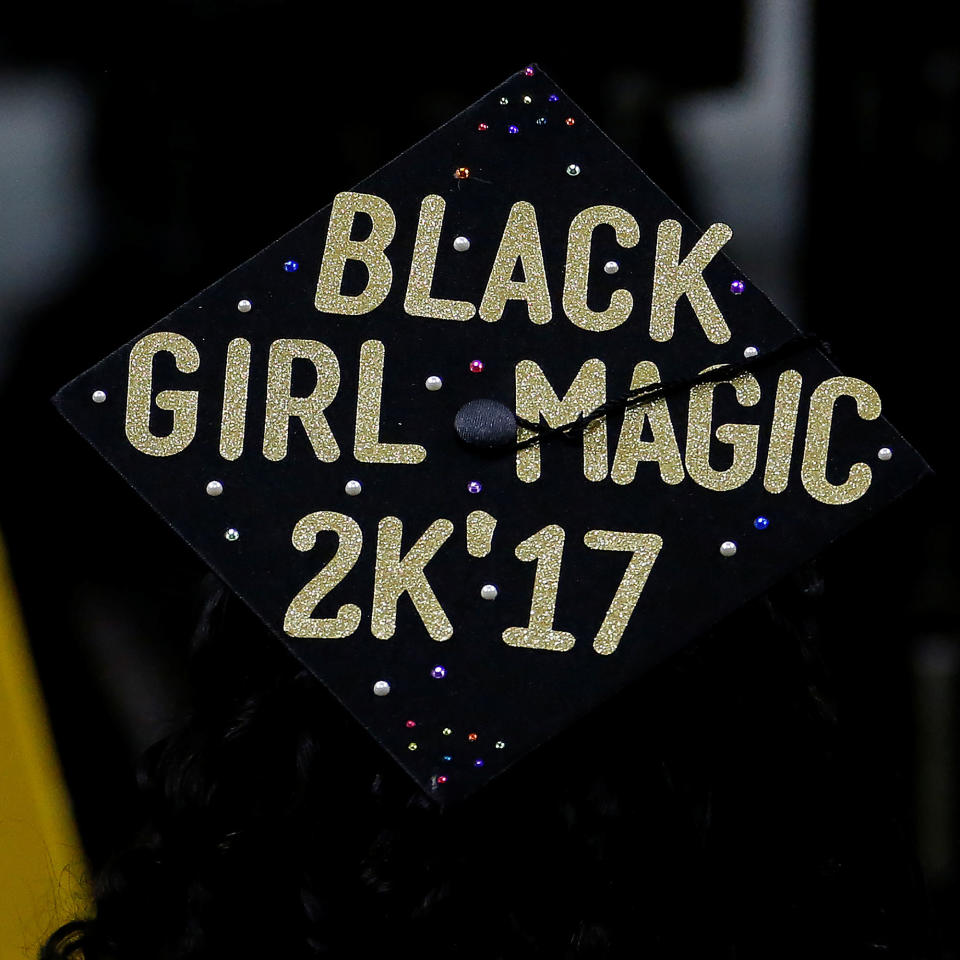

{"left": 283, "top": 511, "right": 362, "bottom": 639}
{"left": 466, "top": 509, "right": 497, "bottom": 557}
{"left": 355, "top": 339, "right": 427, "bottom": 463}
{"left": 263, "top": 339, "right": 341, "bottom": 462}
{"left": 563, "top": 205, "right": 639, "bottom": 332}
{"left": 763, "top": 369, "right": 802, "bottom": 493}
{"left": 372, "top": 517, "right": 454, "bottom": 641}
{"left": 611, "top": 361, "right": 684, "bottom": 485}
{"left": 801, "top": 377, "right": 881, "bottom": 505}
{"left": 125, "top": 332, "right": 200, "bottom": 457}
{"left": 478, "top": 201, "right": 551, "bottom": 324}
{"left": 503, "top": 524, "right": 575, "bottom": 652}
{"left": 650, "top": 219, "right": 733, "bottom": 344}
{"left": 219, "top": 337, "right": 251, "bottom": 461}
{"left": 314, "top": 191, "right": 395, "bottom": 316}
{"left": 515, "top": 359, "right": 607, "bottom": 483}
{"left": 686, "top": 367, "right": 760, "bottom": 492}
{"left": 584, "top": 530, "right": 663, "bottom": 655}
{"left": 404, "top": 195, "right": 476, "bottom": 321}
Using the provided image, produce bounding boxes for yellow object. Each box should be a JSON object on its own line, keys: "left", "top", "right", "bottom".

{"left": 0, "top": 534, "right": 89, "bottom": 957}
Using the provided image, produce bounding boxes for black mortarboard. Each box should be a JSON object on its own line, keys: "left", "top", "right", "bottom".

{"left": 54, "top": 66, "right": 930, "bottom": 804}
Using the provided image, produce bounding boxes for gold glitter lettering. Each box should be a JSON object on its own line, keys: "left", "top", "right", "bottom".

{"left": 801, "top": 376, "right": 881, "bottom": 505}
{"left": 466, "top": 510, "right": 497, "bottom": 558}
{"left": 354, "top": 340, "right": 426, "bottom": 464}
{"left": 563, "top": 204, "right": 640, "bottom": 332}
{"left": 763, "top": 368, "right": 802, "bottom": 493}
{"left": 650, "top": 219, "right": 733, "bottom": 344}
{"left": 263, "top": 339, "right": 340, "bottom": 462}
{"left": 219, "top": 337, "right": 251, "bottom": 461}
{"left": 315, "top": 191, "right": 396, "bottom": 316}
{"left": 372, "top": 517, "right": 454, "bottom": 641}
{"left": 503, "top": 524, "right": 574, "bottom": 652}
{"left": 404, "top": 194, "right": 476, "bottom": 321}
{"left": 584, "top": 530, "right": 663, "bottom": 655}
{"left": 125, "top": 332, "right": 200, "bottom": 457}
{"left": 515, "top": 359, "right": 607, "bottom": 483}
{"left": 283, "top": 511, "right": 362, "bottom": 639}
{"left": 479, "top": 201, "right": 552, "bottom": 324}
{"left": 610, "top": 361, "right": 684, "bottom": 485}
{"left": 685, "top": 366, "right": 761, "bottom": 491}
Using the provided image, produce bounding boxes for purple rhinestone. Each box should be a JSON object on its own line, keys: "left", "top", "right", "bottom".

{"left": 431, "top": 665, "right": 446, "bottom": 679}
{"left": 730, "top": 280, "right": 745, "bottom": 295}
{"left": 473, "top": 758, "right": 485, "bottom": 768}
{"left": 548, "top": 94, "right": 559, "bottom": 103}
{"left": 467, "top": 480, "right": 482, "bottom": 494}
{"left": 508, "top": 124, "right": 519, "bottom": 135}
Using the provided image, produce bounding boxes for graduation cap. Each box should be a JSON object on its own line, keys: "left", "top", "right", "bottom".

{"left": 54, "top": 65, "right": 929, "bottom": 804}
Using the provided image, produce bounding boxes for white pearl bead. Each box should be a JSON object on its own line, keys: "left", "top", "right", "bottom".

{"left": 345, "top": 479, "right": 362, "bottom": 496}
{"left": 720, "top": 540, "right": 737, "bottom": 557}
{"left": 877, "top": 447, "right": 893, "bottom": 461}
{"left": 603, "top": 261, "right": 619, "bottom": 275}
{"left": 453, "top": 236, "right": 471, "bottom": 252}
{"left": 206, "top": 480, "right": 224, "bottom": 497}
{"left": 237, "top": 299, "right": 252, "bottom": 313}
{"left": 480, "top": 584, "right": 499, "bottom": 600}
{"left": 373, "top": 680, "right": 391, "bottom": 697}
{"left": 425, "top": 375, "right": 443, "bottom": 391}
{"left": 224, "top": 528, "right": 240, "bottom": 542}
{"left": 743, "top": 346, "right": 759, "bottom": 359}
{"left": 91, "top": 389, "right": 107, "bottom": 404}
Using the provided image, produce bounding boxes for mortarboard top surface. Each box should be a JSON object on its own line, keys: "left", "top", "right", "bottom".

{"left": 54, "top": 65, "right": 930, "bottom": 804}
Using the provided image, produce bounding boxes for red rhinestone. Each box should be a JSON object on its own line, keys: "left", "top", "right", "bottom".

{"left": 524, "top": 66, "right": 535, "bottom": 77}
{"left": 477, "top": 122, "right": 489, "bottom": 132}
{"left": 565, "top": 117, "right": 576, "bottom": 126}
{"left": 454, "top": 166, "right": 470, "bottom": 180}
{"left": 469, "top": 360, "right": 484, "bottom": 373}
{"left": 468, "top": 732, "right": 478, "bottom": 742}
{"left": 405, "top": 720, "right": 416, "bottom": 728}
{"left": 437, "top": 775, "right": 448, "bottom": 784}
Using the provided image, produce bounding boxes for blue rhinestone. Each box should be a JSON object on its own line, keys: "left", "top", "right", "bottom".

{"left": 442, "top": 755, "right": 452, "bottom": 762}
{"left": 283, "top": 259, "right": 299, "bottom": 272}
{"left": 508, "top": 124, "right": 519, "bottom": 135}
{"left": 473, "top": 758, "right": 485, "bottom": 768}
{"left": 548, "top": 94, "right": 559, "bottom": 103}
{"left": 753, "top": 516, "right": 769, "bottom": 530}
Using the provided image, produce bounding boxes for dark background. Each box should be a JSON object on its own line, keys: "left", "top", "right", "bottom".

{"left": 1, "top": 1, "right": 957, "bottom": 954}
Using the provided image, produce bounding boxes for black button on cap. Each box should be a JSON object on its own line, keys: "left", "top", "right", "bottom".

{"left": 454, "top": 399, "right": 517, "bottom": 448}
